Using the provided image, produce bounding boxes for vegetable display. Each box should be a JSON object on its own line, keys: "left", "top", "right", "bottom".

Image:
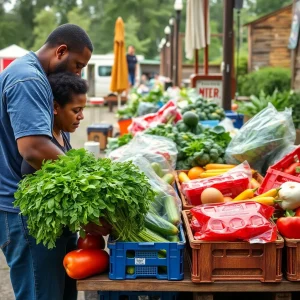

{"left": 14, "top": 149, "right": 155, "bottom": 249}
{"left": 145, "top": 124, "right": 231, "bottom": 170}
{"left": 180, "top": 97, "right": 225, "bottom": 121}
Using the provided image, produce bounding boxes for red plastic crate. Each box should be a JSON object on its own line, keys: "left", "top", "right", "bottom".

{"left": 259, "top": 146, "right": 300, "bottom": 194}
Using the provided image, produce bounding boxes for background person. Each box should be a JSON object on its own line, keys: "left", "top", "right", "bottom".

{"left": 126, "top": 45, "right": 138, "bottom": 87}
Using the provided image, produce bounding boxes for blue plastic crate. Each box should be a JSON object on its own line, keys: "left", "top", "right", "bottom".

{"left": 108, "top": 225, "right": 185, "bottom": 280}
{"left": 199, "top": 120, "right": 220, "bottom": 127}
{"left": 98, "top": 291, "right": 178, "bottom": 300}
{"left": 225, "top": 110, "right": 244, "bottom": 129}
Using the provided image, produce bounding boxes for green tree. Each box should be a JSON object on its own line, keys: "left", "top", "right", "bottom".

{"left": 248, "top": 0, "right": 292, "bottom": 17}
{"left": 125, "top": 16, "right": 151, "bottom": 55}
{"left": 67, "top": 7, "right": 91, "bottom": 32}
{"left": 54, "top": 0, "right": 77, "bottom": 24}
{"left": 32, "top": 8, "right": 58, "bottom": 51}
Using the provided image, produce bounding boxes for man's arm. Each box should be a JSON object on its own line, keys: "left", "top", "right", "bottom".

{"left": 17, "top": 135, "right": 64, "bottom": 170}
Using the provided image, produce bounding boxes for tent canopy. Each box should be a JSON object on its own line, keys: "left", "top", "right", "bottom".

{"left": 0, "top": 44, "right": 28, "bottom": 58}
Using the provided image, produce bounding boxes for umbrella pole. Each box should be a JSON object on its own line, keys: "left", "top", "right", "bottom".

{"left": 117, "top": 93, "right": 121, "bottom": 110}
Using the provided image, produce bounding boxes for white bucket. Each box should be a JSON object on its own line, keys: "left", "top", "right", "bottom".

{"left": 84, "top": 141, "right": 100, "bottom": 158}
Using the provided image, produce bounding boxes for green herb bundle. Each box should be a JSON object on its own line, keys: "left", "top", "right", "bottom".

{"left": 14, "top": 149, "right": 155, "bottom": 249}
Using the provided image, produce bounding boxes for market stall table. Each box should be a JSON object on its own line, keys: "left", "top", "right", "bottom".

{"left": 77, "top": 255, "right": 299, "bottom": 300}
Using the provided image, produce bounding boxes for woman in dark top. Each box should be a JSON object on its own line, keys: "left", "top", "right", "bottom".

{"left": 20, "top": 72, "right": 88, "bottom": 300}
{"left": 21, "top": 72, "right": 87, "bottom": 175}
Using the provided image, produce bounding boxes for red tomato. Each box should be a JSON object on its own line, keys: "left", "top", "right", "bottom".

{"left": 63, "top": 249, "right": 109, "bottom": 279}
{"left": 277, "top": 216, "right": 300, "bottom": 239}
{"left": 295, "top": 207, "right": 300, "bottom": 217}
{"left": 77, "top": 234, "right": 105, "bottom": 250}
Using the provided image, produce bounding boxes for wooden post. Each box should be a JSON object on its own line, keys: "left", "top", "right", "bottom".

{"left": 178, "top": 33, "right": 184, "bottom": 87}
{"left": 222, "top": 0, "right": 234, "bottom": 110}
{"left": 174, "top": 8, "right": 182, "bottom": 86}
{"left": 195, "top": 49, "right": 199, "bottom": 74}
{"left": 204, "top": 0, "right": 209, "bottom": 75}
{"left": 170, "top": 20, "right": 175, "bottom": 82}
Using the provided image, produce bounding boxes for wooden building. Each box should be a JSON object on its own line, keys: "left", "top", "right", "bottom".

{"left": 291, "top": 0, "right": 300, "bottom": 91}
{"left": 245, "top": 4, "right": 292, "bottom": 72}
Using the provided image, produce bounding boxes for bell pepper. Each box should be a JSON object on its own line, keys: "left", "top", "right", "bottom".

{"left": 283, "top": 162, "right": 300, "bottom": 175}
{"left": 278, "top": 182, "right": 300, "bottom": 210}
{"left": 277, "top": 210, "right": 300, "bottom": 239}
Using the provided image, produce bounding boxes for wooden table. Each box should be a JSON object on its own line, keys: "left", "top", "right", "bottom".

{"left": 104, "top": 95, "right": 127, "bottom": 112}
{"left": 77, "top": 256, "right": 299, "bottom": 300}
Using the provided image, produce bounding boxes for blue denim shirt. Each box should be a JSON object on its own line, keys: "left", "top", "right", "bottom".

{"left": 0, "top": 52, "right": 53, "bottom": 212}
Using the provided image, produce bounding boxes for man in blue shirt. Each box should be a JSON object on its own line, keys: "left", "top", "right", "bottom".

{"left": 0, "top": 24, "right": 109, "bottom": 300}
{"left": 126, "top": 45, "right": 137, "bottom": 87}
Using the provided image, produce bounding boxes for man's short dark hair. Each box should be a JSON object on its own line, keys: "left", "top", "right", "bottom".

{"left": 45, "top": 24, "right": 93, "bottom": 53}
{"left": 48, "top": 72, "right": 88, "bottom": 107}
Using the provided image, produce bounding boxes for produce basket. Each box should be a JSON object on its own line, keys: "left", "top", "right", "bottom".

{"left": 98, "top": 291, "right": 178, "bottom": 300}
{"left": 259, "top": 146, "right": 300, "bottom": 194}
{"left": 107, "top": 225, "right": 185, "bottom": 280}
{"left": 182, "top": 210, "right": 284, "bottom": 282}
{"left": 284, "top": 237, "right": 300, "bottom": 281}
{"left": 175, "top": 170, "right": 264, "bottom": 210}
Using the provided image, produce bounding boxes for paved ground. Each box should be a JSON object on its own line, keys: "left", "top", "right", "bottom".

{"left": 0, "top": 106, "right": 119, "bottom": 300}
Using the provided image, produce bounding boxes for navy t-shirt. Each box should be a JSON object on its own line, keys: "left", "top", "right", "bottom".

{"left": 21, "top": 132, "right": 72, "bottom": 176}
{"left": 0, "top": 51, "right": 53, "bottom": 213}
{"left": 126, "top": 54, "right": 137, "bottom": 74}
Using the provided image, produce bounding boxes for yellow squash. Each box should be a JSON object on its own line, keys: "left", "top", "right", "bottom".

{"left": 178, "top": 172, "right": 190, "bottom": 183}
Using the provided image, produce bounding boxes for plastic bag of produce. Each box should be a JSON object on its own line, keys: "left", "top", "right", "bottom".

{"left": 108, "top": 133, "right": 178, "bottom": 169}
{"left": 181, "top": 161, "right": 252, "bottom": 206}
{"left": 190, "top": 201, "right": 277, "bottom": 243}
{"left": 137, "top": 102, "right": 160, "bottom": 116}
{"left": 117, "top": 155, "right": 182, "bottom": 238}
{"left": 128, "top": 100, "right": 182, "bottom": 134}
{"left": 225, "top": 103, "right": 295, "bottom": 173}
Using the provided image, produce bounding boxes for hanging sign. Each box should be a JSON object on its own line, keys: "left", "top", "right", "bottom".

{"left": 196, "top": 79, "right": 223, "bottom": 106}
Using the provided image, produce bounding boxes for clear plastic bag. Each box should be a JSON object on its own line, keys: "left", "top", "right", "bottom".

{"left": 117, "top": 155, "right": 182, "bottom": 238}
{"left": 108, "top": 133, "right": 178, "bottom": 169}
{"left": 137, "top": 102, "right": 160, "bottom": 116}
{"left": 225, "top": 103, "right": 295, "bottom": 173}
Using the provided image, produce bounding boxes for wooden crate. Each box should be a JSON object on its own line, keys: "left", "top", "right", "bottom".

{"left": 284, "top": 237, "right": 300, "bottom": 281}
{"left": 175, "top": 170, "right": 264, "bottom": 210}
{"left": 182, "top": 210, "right": 283, "bottom": 283}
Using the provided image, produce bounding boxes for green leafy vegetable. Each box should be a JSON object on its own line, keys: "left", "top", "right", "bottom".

{"left": 106, "top": 133, "right": 133, "bottom": 153}
{"left": 14, "top": 149, "right": 155, "bottom": 249}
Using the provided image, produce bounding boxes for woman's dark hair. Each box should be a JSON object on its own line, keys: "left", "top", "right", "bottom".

{"left": 45, "top": 24, "right": 93, "bottom": 53}
{"left": 48, "top": 72, "right": 88, "bottom": 107}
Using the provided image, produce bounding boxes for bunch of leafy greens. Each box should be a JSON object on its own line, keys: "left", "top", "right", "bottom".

{"left": 14, "top": 149, "right": 155, "bottom": 249}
